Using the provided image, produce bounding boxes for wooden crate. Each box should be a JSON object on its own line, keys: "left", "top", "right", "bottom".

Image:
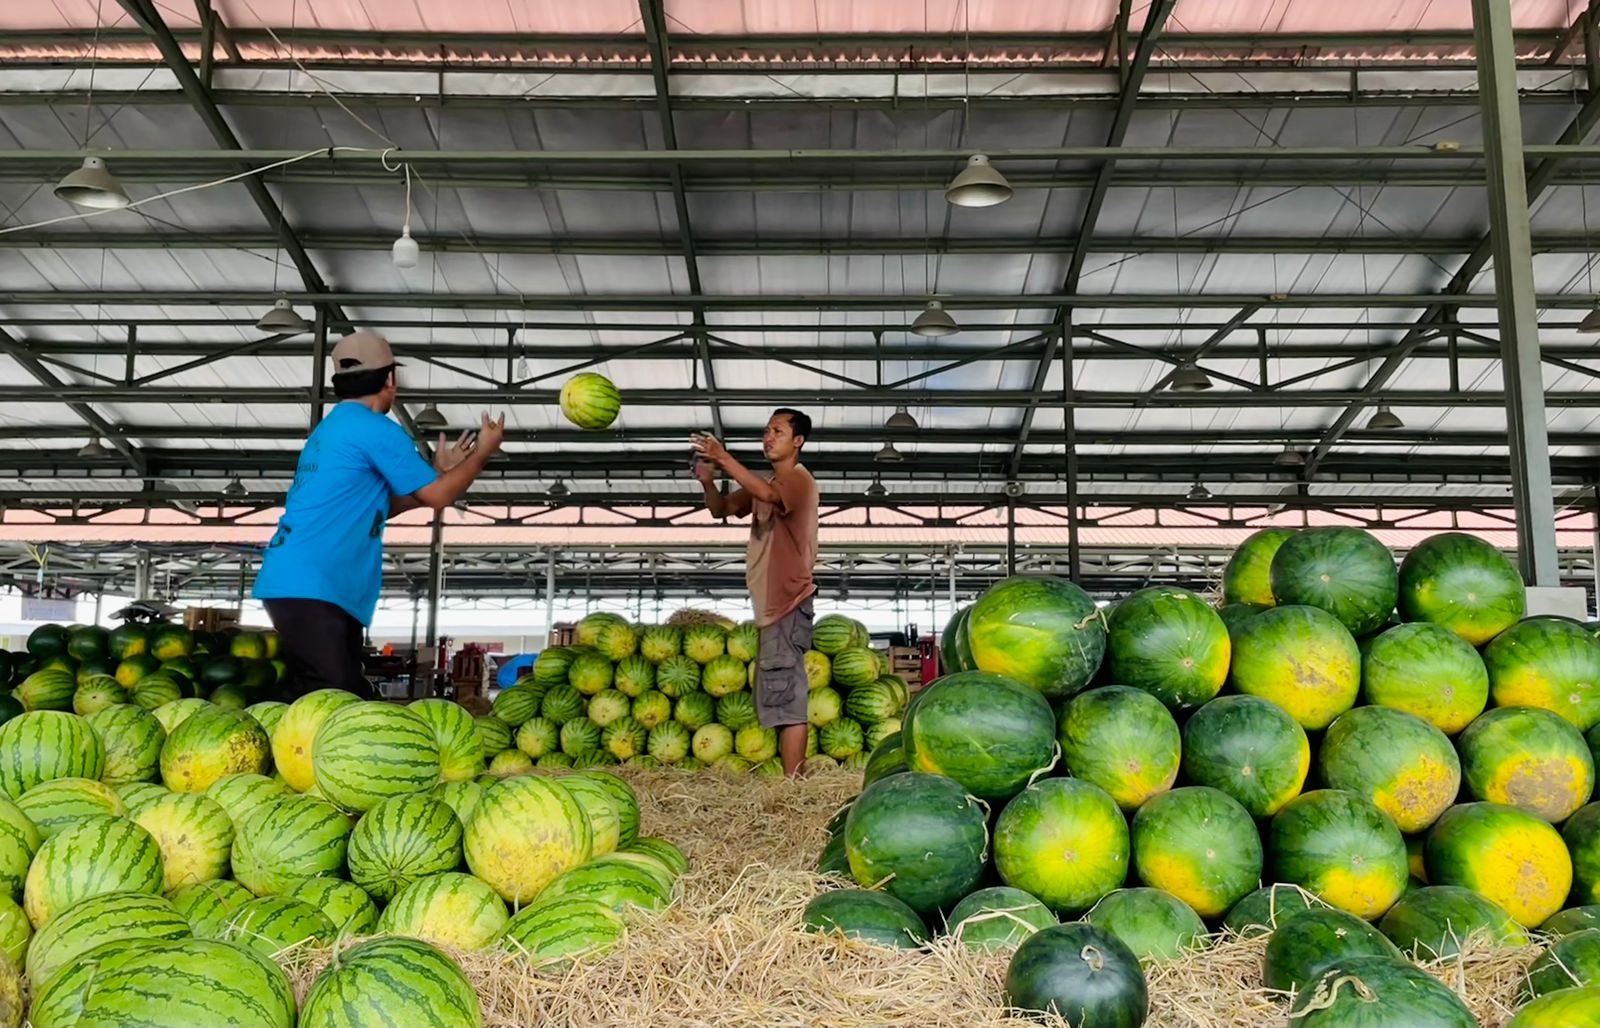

{"left": 183, "top": 607, "right": 240, "bottom": 632}
{"left": 886, "top": 646, "right": 921, "bottom": 678}
{"left": 548, "top": 624, "right": 577, "bottom": 647}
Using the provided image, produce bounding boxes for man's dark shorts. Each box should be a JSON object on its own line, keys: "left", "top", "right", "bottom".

{"left": 755, "top": 597, "right": 812, "bottom": 728}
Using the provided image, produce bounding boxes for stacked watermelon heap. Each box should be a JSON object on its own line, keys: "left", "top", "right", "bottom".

{"left": 0, "top": 662, "right": 689, "bottom": 1026}
{"left": 478, "top": 610, "right": 909, "bottom": 776}
{"left": 811, "top": 528, "right": 1600, "bottom": 1028}
{"left": 0, "top": 621, "right": 286, "bottom": 719}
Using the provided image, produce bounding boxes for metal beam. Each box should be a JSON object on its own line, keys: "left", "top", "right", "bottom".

{"left": 0, "top": 330, "right": 146, "bottom": 478}
{"left": 1475, "top": 0, "right": 1560, "bottom": 585}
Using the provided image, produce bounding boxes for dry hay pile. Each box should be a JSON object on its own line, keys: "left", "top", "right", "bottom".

{"left": 286, "top": 770, "right": 1539, "bottom": 1028}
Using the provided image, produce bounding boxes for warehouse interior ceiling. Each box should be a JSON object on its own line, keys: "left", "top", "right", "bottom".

{"left": 1, "top": 0, "right": 1599, "bottom": 591}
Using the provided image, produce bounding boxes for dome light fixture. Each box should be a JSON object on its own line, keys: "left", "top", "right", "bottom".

{"left": 884, "top": 406, "right": 919, "bottom": 431}
{"left": 547, "top": 479, "right": 570, "bottom": 498}
{"left": 222, "top": 477, "right": 249, "bottom": 498}
{"left": 391, "top": 226, "right": 420, "bottom": 269}
{"left": 865, "top": 477, "right": 888, "bottom": 498}
{"left": 944, "top": 154, "right": 1014, "bottom": 208}
{"left": 76, "top": 438, "right": 111, "bottom": 459}
{"left": 1365, "top": 406, "right": 1404, "bottom": 431}
{"left": 255, "top": 296, "right": 311, "bottom": 335}
{"left": 54, "top": 156, "right": 130, "bottom": 210}
{"left": 412, "top": 404, "right": 448, "bottom": 431}
{"left": 1168, "top": 363, "right": 1213, "bottom": 392}
{"left": 874, "top": 441, "right": 904, "bottom": 463}
{"left": 1274, "top": 446, "right": 1306, "bottom": 468}
{"left": 1186, "top": 481, "right": 1212, "bottom": 501}
{"left": 910, "top": 300, "right": 959, "bottom": 337}
{"left": 1581, "top": 308, "right": 1600, "bottom": 333}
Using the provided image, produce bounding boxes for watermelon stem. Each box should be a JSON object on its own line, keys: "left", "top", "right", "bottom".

{"left": 1024, "top": 744, "right": 1062, "bottom": 790}
{"left": 1291, "top": 974, "right": 1379, "bottom": 1017}
{"left": 1079, "top": 944, "right": 1105, "bottom": 973}
{"left": 1074, "top": 608, "right": 1110, "bottom": 633}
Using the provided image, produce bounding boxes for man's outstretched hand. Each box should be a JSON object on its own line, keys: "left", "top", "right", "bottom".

{"left": 432, "top": 429, "right": 478, "bottom": 473}
{"left": 691, "top": 433, "right": 728, "bottom": 467}
{"left": 477, "top": 411, "right": 507, "bottom": 457}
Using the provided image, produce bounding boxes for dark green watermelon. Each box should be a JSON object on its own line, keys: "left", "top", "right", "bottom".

{"left": 801, "top": 889, "right": 928, "bottom": 949}
{"left": 1005, "top": 922, "right": 1148, "bottom": 1028}
{"left": 1546, "top": 906, "right": 1600, "bottom": 937}
{"left": 1268, "top": 790, "right": 1409, "bottom": 922}
{"left": 944, "top": 886, "right": 1056, "bottom": 951}
{"left": 106, "top": 623, "right": 149, "bottom": 660}
{"left": 940, "top": 606, "right": 974, "bottom": 675}
{"left": 26, "top": 624, "right": 69, "bottom": 658}
{"left": 0, "top": 695, "right": 23, "bottom": 728}
{"left": 1376, "top": 885, "right": 1527, "bottom": 959}
{"left": 1058, "top": 685, "right": 1181, "bottom": 812}
{"left": 65, "top": 625, "right": 109, "bottom": 661}
{"left": 0, "top": 652, "right": 11, "bottom": 686}
{"left": 1398, "top": 532, "right": 1526, "bottom": 646}
{"left": 1180, "top": 694, "right": 1309, "bottom": 817}
{"left": 1229, "top": 605, "right": 1360, "bottom": 731}
{"left": 1263, "top": 907, "right": 1402, "bottom": 994}
{"left": 862, "top": 734, "right": 907, "bottom": 787}
{"left": 843, "top": 773, "right": 988, "bottom": 916}
{"left": 1485, "top": 617, "right": 1600, "bottom": 732}
{"left": 1291, "top": 956, "right": 1476, "bottom": 1027}
{"left": 1269, "top": 526, "right": 1398, "bottom": 637}
{"left": 1360, "top": 621, "right": 1490, "bottom": 736}
{"left": 199, "top": 655, "right": 244, "bottom": 689}
{"left": 1524, "top": 928, "right": 1600, "bottom": 1001}
{"left": 240, "top": 659, "right": 276, "bottom": 692}
{"left": 1085, "top": 887, "right": 1206, "bottom": 962}
{"left": 1222, "top": 884, "right": 1321, "bottom": 939}
{"left": 965, "top": 575, "right": 1106, "bottom": 701}
{"left": 1217, "top": 603, "right": 1268, "bottom": 642}
{"left": 1222, "top": 527, "right": 1296, "bottom": 607}
{"left": 1103, "top": 586, "right": 1230, "bottom": 710}
{"left": 1506, "top": 986, "right": 1600, "bottom": 1028}
{"left": 902, "top": 670, "right": 1056, "bottom": 802}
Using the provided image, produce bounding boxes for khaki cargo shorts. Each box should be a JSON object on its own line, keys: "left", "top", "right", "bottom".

{"left": 755, "top": 597, "right": 813, "bottom": 728}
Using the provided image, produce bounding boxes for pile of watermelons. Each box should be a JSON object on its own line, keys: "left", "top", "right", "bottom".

{"left": 0, "top": 622, "right": 285, "bottom": 718}
{"left": 810, "top": 528, "right": 1600, "bottom": 1028}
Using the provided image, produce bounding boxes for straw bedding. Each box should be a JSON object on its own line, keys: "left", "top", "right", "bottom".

{"left": 284, "top": 769, "right": 1541, "bottom": 1028}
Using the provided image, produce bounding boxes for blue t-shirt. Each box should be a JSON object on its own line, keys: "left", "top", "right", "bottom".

{"left": 253, "top": 402, "right": 437, "bottom": 625}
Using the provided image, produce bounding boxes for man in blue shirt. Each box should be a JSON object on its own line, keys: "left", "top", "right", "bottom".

{"left": 253, "top": 330, "right": 505, "bottom": 699}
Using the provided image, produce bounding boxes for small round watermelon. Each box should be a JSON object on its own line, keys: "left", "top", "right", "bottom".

{"left": 1263, "top": 906, "right": 1402, "bottom": 995}
{"left": 1424, "top": 801, "right": 1571, "bottom": 928}
{"left": 965, "top": 575, "right": 1107, "bottom": 700}
{"left": 271, "top": 688, "right": 362, "bottom": 792}
{"left": 463, "top": 775, "right": 592, "bottom": 904}
{"left": 1398, "top": 531, "right": 1526, "bottom": 645}
{"left": 1058, "top": 686, "right": 1180, "bottom": 811}
{"left": 1130, "top": 785, "right": 1261, "bottom": 918}
{"left": 1483, "top": 617, "right": 1600, "bottom": 731}
{"left": 994, "top": 777, "right": 1127, "bottom": 916}
{"left": 844, "top": 772, "right": 987, "bottom": 916}
{"left": 1104, "top": 586, "right": 1230, "bottom": 709}
{"left": 1360, "top": 622, "right": 1490, "bottom": 734}
{"left": 1221, "top": 884, "right": 1321, "bottom": 939}
{"left": 1085, "top": 887, "right": 1206, "bottom": 962}
{"left": 559, "top": 372, "right": 621, "bottom": 430}
{"left": 223, "top": 895, "right": 334, "bottom": 957}
{"left": 1268, "top": 789, "right": 1408, "bottom": 920}
{"left": 1228, "top": 605, "right": 1360, "bottom": 730}
{"left": 1180, "top": 694, "right": 1309, "bottom": 817}
{"left": 541, "top": 684, "right": 585, "bottom": 725}
{"left": 1222, "top": 528, "right": 1296, "bottom": 607}
{"left": 284, "top": 875, "right": 379, "bottom": 935}
{"left": 0, "top": 710, "right": 105, "bottom": 798}
{"left": 1292, "top": 955, "right": 1476, "bottom": 1028}
{"left": 502, "top": 894, "right": 627, "bottom": 966}
{"left": 903, "top": 670, "right": 1056, "bottom": 802}
{"left": 1458, "top": 705, "right": 1594, "bottom": 822}
{"left": 24, "top": 814, "right": 163, "bottom": 928}
{"left": 1377, "top": 884, "right": 1527, "bottom": 959}
{"left": 1269, "top": 526, "right": 1398, "bottom": 636}
{"left": 1004, "top": 922, "right": 1147, "bottom": 1028}
{"left": 347, "top": 794, "right": 463, "bottom": 902}
{"left": 376, "top": 871, "right": 509, "bottom": 950}
{"left": 160, "top": 707, "right": 270, "bottom": 793}
{"left": 131, "top": 792, "right": 235, "bottom": 891}
{"left": 944, "top": 885, "right": 1055, "bottom": 951}
{"left": 88, "top": 704, "right": 165, "bottom": 786}
{"left": 1318, "top": 706, "right": 1461, "bottom": 833}
{"left": 474, "top": 715, "right": 513, "bottom": 756}
{"left": 313, "top": 702, "right": 442, "bottom": 812}
{"left": 1524, "top": 929, "right": 1600, "bottom": 1001}
{"left": 230, "top": 794, "right": 352, "bottom": 897}
{"left": 298, "top": 936, "right": 481, "bottom": 1028}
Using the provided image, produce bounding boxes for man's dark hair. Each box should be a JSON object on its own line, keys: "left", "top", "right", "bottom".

{"left": 774, "top": 408, "right": 812, "bottom": 445}
{"left": 331, "top": 363, "right": 396, "bottom": 400}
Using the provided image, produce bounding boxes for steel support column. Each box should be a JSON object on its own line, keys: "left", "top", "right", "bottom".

{"left": 1063, "top": 312, "right": 1082, "bottom": 579}
{"left": 425, "top": 512, "right": 445, "bottom": 649}
{"left": 1474, "top": 0, "right": 1561, "bottom": 585}
{"left": 1005, "top": 498, "right": 1018, "bottom": 575}
{"left": 309, "top": 308, "right": 328, "bottom": 429}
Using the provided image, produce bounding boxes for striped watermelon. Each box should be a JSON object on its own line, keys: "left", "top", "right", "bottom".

{"left": 639, "top": 626, "right": 682, "bottom": 664}
{"left": 533, "top": 646, "right": 581, "bottom": 687}
{"left": 0, "top": 893, "right": 26, "bottom": 967}
{"left": 38, "top": 937, "right": 296, "bottom": 1028}
{"left": 313, "top": 702, "right": 442, "bottom": 812}
{"left": 242, "top": 700, "right": 287, "bottom": 738}
{"left": 845, "top": 680, "right": 902, "bottom": 724}
{"left": 805, "top": 650, "right": 832, "bottom": 691}
{"left": 26, "top": 890, "right": 190, "bottom": 985}
{"left": 463, "top": 775, "right": 592, "bottom": 903}
{"left": 812, "top": 614, "right": 857, "bottom": 656}
{"left": 285, "top": 874, "right": 379, "bottom": 935}
{"left": 602, "top": 717, "right": 648, "bottom": 761}
{"left": 699, "top": 655, "right": 745, "bottom": 697}
{"left": 231, "top": 794, "right": 352, "bottom": 897}
{"left": 72, "top": 676, "right": 129, "bottom": 717}
{"left": 271, "top": 689, "right": 362, "bottom": 792}
{"left": 169, "top": 878, "right": 252, "bottom": 938}
{"left": 716, "top": 692, "right": 759, "bottom": 732}
{"left": 375, "top": 871, "right": 508, "bottom": 950}
{"left": 559, "top": 371, "right": 621, "bottom": 430}
{"left": 808, "top": 687, "right": 843, "bottom": 726}
{"left": 1059, "top": 685, "right": 1181, "bottom": 812}
{"left": 18, "top": 776, "right": 124, "bottom": 837}
{"left": 832, "top": 648, "right": 880, "bottom": 690}
{"left": 692, "top": 723, "right": 734, "bottom": 763}
{"left": 133, "top": 792, "right": 234, "bottom": 891}
{"left": 130, "top": 674, "right": 184, "bottom": 710}
{"left": 674, "top": 692, "right": 715, "bottom": 731}
{"left": 474, "top": 715, "right": 512, "bottom": 756}
{"left": 204, "top": 772, "right": 290, "bottom": 830}
{"left": 1131, "top": 786, "right": 1263, "bottom": 918}
{"left": 502, "top": 894, "right": 624, "bottom": 968}
{"left": 87, "top": 703, "right": 164, "bottom": 784}
{"left": 576, "top": 614, "right": 626, "bottom": 649}
{"left": 648, "top": 721, "right": 692, "bottom": 763}
{"left": 601, "top": 848, "right": 675, "bottom": 885}
{"left": 432, "top": 779, "right": 486, "bottom": 826}
{"left": 657, "top": 655, "right": 700, "bottom": 698}
{"left": 575, "top": 771, "right": 639, "bottom": 848}
{"left": 614, "top": 655, "right": 655, "bottom": 698}
{"left": 561, "top": 717, "right": 603, "bottom": 757}
{"left": 300, "top": 937, "right": 481, "bottom": 1027}
{"left": 489, "top": 750, "right": 534, "bottom": 776}
{"left": 160, "top": 708, "right": 270, "bottom": 793}
{"left": 24, "top": 814, "right": 164, "bottom": 928}
{"left": 408, "top": 698, "right": 484, "bottom": 783}
{"left": 736, "top": 726, "right": 779, "bottom": 762}
{"left": 210, "top": 685, "right": 249, "bottom": 711}
{"left": 493, "top": 685, "right": 544, "bottom": 727}
{"left": 516, "top": 717, "right": 560, "bottom": 759}
{"left": 536, "top": 752, "right": 573, "bottom": 769}
{"left": 111, "top": 780, "right": 166, "bottom": 813}
{"left": 588, "top": 690, "right": 631, "bottom": 727}
{"left": 347, "top": 794, "right": 463, "bottom": 902}
{"left": 224, "top": 895, "right": 334, "bottom": 957}
{"left": 541, "top": 684, "right": 586, "bottom": 724}
{"left": 27, "top": 938, "right": 145, "bottom": 1027}
{"left": 682, "top": 624, "right": 727, "bottom": 664}
{"left": 0, "top": 710, "right": 105, "bottom": 798}
{"left": 539, "top": 856, "right": 673, "bottom": 913}
{"left": 593, "top": 621, "right": 638, "bottom": 662}
{"left": 557, "top": 775, "right": 623, "bottom": 856}
{"left": 632, "top": 690, "right": 671, "bottom": 729}
{"left": 819, "top": 719, "right": 864, "bottom": 760}
{"left": 568, "top": 652, "right": 615, "bottom": 695}
{"left": 151, "top": 697, "right": 211, "bottom": 734}
{"left": 20, "top": 669, "right": 76, "bottom": 712}
{"left": 995, "top": 778, "right": 1127, "bottom": 916}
